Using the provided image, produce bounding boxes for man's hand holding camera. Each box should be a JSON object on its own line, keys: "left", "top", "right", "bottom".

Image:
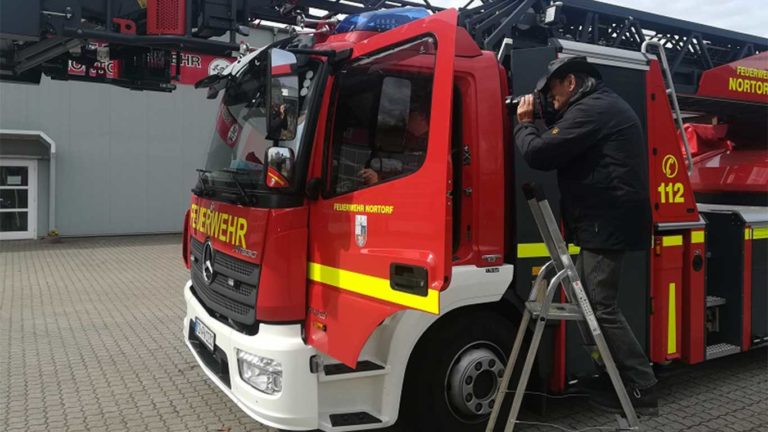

{"left": 516, "top": 94, "right": 535, "bottom": 124}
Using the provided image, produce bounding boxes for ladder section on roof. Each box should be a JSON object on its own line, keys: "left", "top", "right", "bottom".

{"left": 456, "top": 0, "right": 766, "bottom": 93}
{"left": 268, "top": 0, "right": 765, "bottom": 93}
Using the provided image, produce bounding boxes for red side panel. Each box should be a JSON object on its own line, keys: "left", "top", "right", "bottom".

{"left": 147, "top": 0, "right": 186, "bottom": 36}
{"left": 697, "top": 52, "right": 768, "bottom": 104}
{"left": 650, "top": 234, "right": 684, "bottom": 362}
{"left": 681, "top": 230, "right": 706, "bottom": 364}
{"left": 66, "top": 47, "right": 233, "bottom": 86}
{"left": 743, "top": 227, "right": 753, "bottom": 351}
{"left": 646, "top": 60, "right": 699, "bottom": 224}
{"left": 689, "top": 149, "right": 768, "bottom": 194}
{"left": 470, "top": 53, "right": 508, "bottom": 267}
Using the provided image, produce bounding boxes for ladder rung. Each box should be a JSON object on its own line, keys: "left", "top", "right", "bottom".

{"left": 526, "top": 302, "right": 584, "bottom": 321}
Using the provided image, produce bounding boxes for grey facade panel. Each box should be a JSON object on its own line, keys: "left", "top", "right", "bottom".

{"left": 0, "top": 77, "right": 218, "bottom": 236}
{"left": 37, "top": 159, "right": 49, "bottom": 235}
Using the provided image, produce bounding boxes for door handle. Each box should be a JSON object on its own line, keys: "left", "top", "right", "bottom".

{"left": 390, "top": 263, "right": 428, "bottom": 297}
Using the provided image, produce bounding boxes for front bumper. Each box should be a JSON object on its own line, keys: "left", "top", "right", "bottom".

{"left": 183, "top": 281, "right": 319, "bottom": 430}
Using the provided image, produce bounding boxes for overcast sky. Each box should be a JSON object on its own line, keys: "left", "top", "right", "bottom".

{"left": 428, "top": 0, "right": 768, "bottom": 38}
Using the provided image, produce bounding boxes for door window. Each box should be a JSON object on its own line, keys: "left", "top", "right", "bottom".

{"left": 325, "top": 37, "right": 436, "bottom": 196}
{"left": 0, "top": 161, "right": 36, "bottom": 239}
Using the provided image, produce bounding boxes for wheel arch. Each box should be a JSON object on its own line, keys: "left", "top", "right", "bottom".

{"left": 363, "top": 264, "right": 519, "bottom": 425}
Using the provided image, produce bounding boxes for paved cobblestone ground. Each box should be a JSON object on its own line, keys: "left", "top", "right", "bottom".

{"left": 1, "top": 235, "right": 766, "bottom": 432}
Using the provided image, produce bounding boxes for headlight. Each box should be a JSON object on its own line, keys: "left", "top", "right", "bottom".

{"left": 237, "top": 349, "right": 283, "bottom": 395}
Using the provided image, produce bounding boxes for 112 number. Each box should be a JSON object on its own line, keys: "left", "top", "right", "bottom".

{"left": 657, "top": 182, "right": 685, "bottom": 204}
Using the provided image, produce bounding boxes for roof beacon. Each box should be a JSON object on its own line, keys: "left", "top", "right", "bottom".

{"left": 335, "top": 7, "right": 430, "bottom": 34}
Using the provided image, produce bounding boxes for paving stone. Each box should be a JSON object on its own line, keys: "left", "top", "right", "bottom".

{"left": 2, "top": 235, "right": 767, "bottom": 432}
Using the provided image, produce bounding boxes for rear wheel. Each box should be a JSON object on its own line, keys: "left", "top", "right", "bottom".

{"left": 397, "top": 309, "right": 519, "bottom": 432}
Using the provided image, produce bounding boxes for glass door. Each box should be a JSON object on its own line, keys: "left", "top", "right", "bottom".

{"left": 0, "top": 159, "right": 37, "bottom": 240}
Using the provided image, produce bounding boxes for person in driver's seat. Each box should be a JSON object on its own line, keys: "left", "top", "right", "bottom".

{"left": 359, "top": 108, "right": 429, "bottom": 185}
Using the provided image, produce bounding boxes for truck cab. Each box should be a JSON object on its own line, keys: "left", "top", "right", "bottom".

{"left": 183, "top": 8, "right": 516, "bottom": 431}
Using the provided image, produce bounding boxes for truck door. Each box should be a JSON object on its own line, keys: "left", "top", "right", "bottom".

{"left": 307, "top": 10, "right": 458, "bottom": 366}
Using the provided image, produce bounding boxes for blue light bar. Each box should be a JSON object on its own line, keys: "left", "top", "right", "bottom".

{"left": 335, "top": 7, "right": 430, "bottom": 34}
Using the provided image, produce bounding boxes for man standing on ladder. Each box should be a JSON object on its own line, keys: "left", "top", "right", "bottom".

{"left": 514, "top": 56, "right": 658, "bottom": 415}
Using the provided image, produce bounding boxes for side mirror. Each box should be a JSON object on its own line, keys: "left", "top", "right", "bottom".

{"left": 266, "top": 49, "right": 300, "bottom": 141}
{"left": 265, "top": 147, "right": 295, "bottom": 189}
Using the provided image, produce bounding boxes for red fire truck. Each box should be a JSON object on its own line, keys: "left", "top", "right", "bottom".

{"left": 2, "top": 1, "right": 765, "bottom": 431}
{"left": 179, "top": 4, "right": 768, "bottom": 430}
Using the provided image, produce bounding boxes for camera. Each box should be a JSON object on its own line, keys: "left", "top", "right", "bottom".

{"left": 507, "top": 91, "right": 557, "bottom": 126}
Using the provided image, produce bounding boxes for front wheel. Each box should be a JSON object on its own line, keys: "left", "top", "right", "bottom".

{"left": 397, "top": 309, "right": 519, "bottom": 432}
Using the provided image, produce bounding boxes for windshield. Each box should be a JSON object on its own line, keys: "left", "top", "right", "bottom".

{"left": 199, "top": 51, "right": 321, "bottom": 202}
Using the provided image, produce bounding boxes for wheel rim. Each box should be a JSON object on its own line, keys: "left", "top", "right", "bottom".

{"left": 445, "top": 342, "right": 506, "bottom": 422}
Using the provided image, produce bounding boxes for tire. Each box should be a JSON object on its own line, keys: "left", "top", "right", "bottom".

{"left": 396, "top": 308, "right": 520, "bottom": 432}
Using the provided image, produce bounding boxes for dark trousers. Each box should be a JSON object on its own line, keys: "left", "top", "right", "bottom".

{"left": 576, "top": 249, "right": 657, "bottom": 389}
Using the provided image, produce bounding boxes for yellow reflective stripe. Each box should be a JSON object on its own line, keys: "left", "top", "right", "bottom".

{"left": 691, "top": 231, "right": 705, "bottom": 244}
{"left": 668, "top": 283, "right": 677, "bottom": 355}
{"left": 662, "top": 235, "right": 683, "bottom": 247}
{"left": 307, "top": 262, "right": 439, "bottom": 314}
{"left": 518, "top": 243, "right": 548, "bottom": 258}
{"left": 517, "top": 243, "right": 580, "bottom": 258}
{"left": 745, "top": 228, "right": 752, "bottom": 240}
{"left": 753, "top": 227, "right": 768, "bottom": 240}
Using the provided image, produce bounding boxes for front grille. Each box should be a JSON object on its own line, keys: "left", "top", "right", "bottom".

{"left": 191, "top": 237, "right": 204, "bottom": 256}
{"left": 216, "top": 252, "right": 258, "bottom": 278}
{"left": 192, "top": 269, "right": 255, "bottom": 321}
{"left": 190, "top": 237, "right": 259, "bottom": 326}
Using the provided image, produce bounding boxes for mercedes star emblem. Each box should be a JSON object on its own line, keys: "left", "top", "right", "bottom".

{"left": 202, "top": 240, "right": 215, "bottom": 285}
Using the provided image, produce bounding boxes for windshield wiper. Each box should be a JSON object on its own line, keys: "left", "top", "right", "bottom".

{"left": 222, "top": 168, "right": 254, "bottom": 205}
{"left": 192, "top": 169, "right": 214, "bottom": 197}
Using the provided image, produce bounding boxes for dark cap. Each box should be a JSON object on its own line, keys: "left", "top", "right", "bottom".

{"left": 535, "top": 56, "right": 602, "bottom": 93}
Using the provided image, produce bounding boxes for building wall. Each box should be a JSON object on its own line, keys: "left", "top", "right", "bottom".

{"left": 0, "top": 28, "right": 281, "bottom": 237}
{"left": 37, "top": 159, "right": 49, "bottom": 236}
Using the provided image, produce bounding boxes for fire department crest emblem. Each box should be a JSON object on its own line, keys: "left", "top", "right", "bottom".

{"left": 355, "top": 215, "right": 368, "bottom": 248}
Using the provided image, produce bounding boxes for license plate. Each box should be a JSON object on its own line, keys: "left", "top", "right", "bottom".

{"left": 194, "top": 317, "right": 215, "bottom": 352}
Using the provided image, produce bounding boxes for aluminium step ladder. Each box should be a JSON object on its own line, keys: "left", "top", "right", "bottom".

{"left": 485, "top": 183, "right": 640, "bottom": 432}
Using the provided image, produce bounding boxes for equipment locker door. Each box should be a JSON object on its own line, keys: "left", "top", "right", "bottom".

{"left": 306, "top": 10, "right": 458, "bottom": 366}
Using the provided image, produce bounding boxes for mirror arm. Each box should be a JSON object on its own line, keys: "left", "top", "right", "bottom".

{"left": 287, "top": 48, "right": 338, "bottom": 58}
{"left": 306, "top": 177, "right": 322, "bottom": 201}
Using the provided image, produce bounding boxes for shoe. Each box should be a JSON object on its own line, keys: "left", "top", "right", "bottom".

{"left": 589, "top": 385, "right": 659, "bottom": 417}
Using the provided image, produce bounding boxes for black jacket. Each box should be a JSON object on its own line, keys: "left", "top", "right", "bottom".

{"left": 514, "top": 84, "right": 651, "bottom": 251}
